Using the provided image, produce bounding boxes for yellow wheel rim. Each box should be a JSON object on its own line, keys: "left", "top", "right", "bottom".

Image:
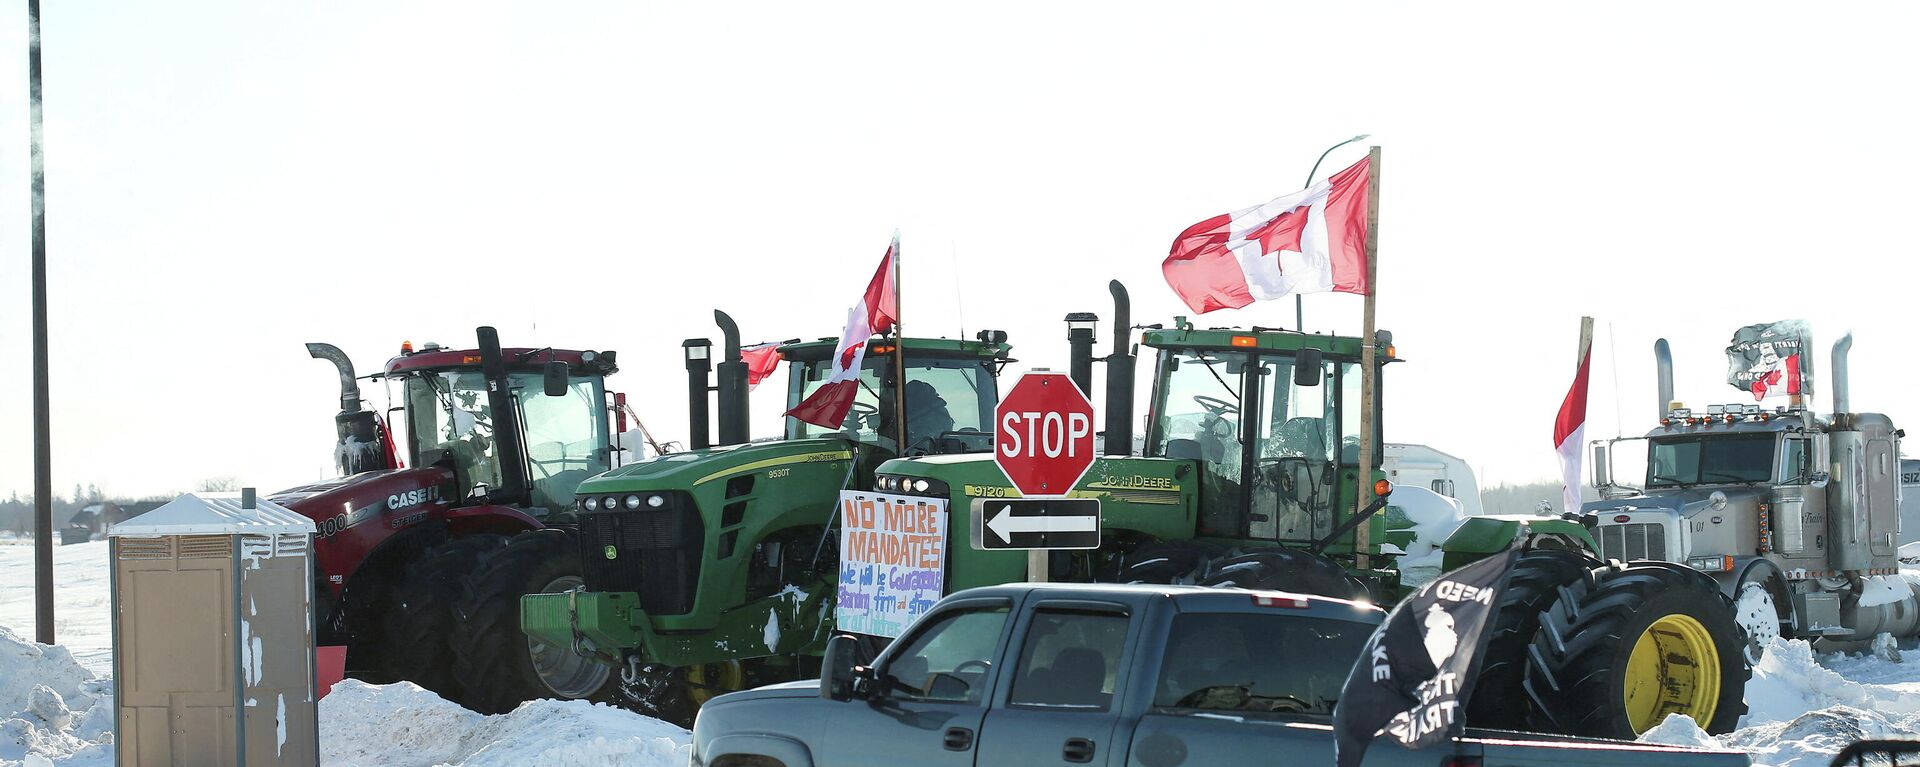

{"left": 1624, "top": 614, "right": 1720, "bottom": 734}
{"left": 686, "top": 661, "right": 746, "bottom": 706}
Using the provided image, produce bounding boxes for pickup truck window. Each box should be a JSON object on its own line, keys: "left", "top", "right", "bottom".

{"left": 1008, "top": 610, "right": 1129, "bottom": 711}
{"left": 1153, "top": 613, "right": 1369, "bottom": 716}
{"left": 881, "top": 606, "right": 1009, "bottom": 705}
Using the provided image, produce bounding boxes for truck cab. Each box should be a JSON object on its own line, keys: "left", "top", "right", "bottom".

{"left": 1587, "top": 335, "right": 1920, "bottom": 651}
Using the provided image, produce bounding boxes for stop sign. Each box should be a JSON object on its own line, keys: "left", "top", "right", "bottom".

{"left": 994, "top": 370, "right": 1096, "bottom": 496}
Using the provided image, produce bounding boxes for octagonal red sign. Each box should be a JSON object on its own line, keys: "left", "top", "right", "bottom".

{"left": 994, "top": 370, "right": 1096, "bottom": 496}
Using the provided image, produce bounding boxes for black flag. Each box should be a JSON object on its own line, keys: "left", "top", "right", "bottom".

{"left": 1332, "top": 549, "right": 1518, "bottom": 767}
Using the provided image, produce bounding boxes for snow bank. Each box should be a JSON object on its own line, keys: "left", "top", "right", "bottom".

{"left": 1744, "top": 639, "right": 1920, "bottom": 725}
{"left": 0, "top": 627, "right": 112, "bottom": 767}
{"left": 1637, "top": 713, "right": 1720, "bottom": 749}
{"left": 322, "top": 680, "right": 689, "bottom": 767}
{"left": 1389, "top": 486, "right": 1467, "bottom": 587}
{"left": 1723, "top": 706, "right": 1920, "bottom": 767}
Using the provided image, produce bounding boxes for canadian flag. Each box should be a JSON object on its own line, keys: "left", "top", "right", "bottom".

{"left": 1162, "top": 155, "right": 1371, "bottom": 314}
{"left": 1553, "top": 329, "right": 1593, "bottom": 515}
{"left": 741, "top": 342, "right": 783, "bottom": 391}
{"left": 784, "top": 235, "right": 899, "bottom": 428}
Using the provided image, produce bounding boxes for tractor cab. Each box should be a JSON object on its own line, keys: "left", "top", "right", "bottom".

{"left": 1141, "top": 324, "right": 1391, "bottom": 549}
{"left": 382, "top": 340, "right": 620, "bottom": 516}
{"left": 780, "top": 334, "right": 1010, "bottom": 457}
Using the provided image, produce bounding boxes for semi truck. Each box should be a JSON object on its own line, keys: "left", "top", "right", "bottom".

{"left": 1587, "top": 336, "right": 1920, "bottom": 658}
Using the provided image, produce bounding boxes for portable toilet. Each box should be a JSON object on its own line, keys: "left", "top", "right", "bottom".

{"left": 107, "top": 490, "right": 319, "bottom": 767}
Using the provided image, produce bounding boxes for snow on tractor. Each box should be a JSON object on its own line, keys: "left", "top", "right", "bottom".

{"left": 871, "top": 282, "right": 1753, "bottom": 740}
{"left": 276, "top": 326, "right": 622, "bottom": 709}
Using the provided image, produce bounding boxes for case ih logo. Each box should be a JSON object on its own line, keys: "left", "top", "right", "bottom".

{"left": 387, "top": 487, "right": 438, "bottom": 510}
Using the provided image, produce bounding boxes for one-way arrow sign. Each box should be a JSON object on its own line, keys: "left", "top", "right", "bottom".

{"left": 970, "top": 498, "right": 1101, "bottom": 551}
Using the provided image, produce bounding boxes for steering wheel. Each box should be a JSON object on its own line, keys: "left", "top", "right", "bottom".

{"left": 1193, "top": 395, "right": 1239, "bottom": 417}
{"left": 951, "top": 659, "right": 992, "bottom": 676}
{"left": 845, "top": 400, "right": 879, "bottom": 429}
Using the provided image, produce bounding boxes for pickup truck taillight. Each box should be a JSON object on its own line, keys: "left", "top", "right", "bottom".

{"left": 1251, "top": 594, "right": 1309, "bottom": 608}
{"left": 1439, "top": 758, "right": 1482, "bottom": 767}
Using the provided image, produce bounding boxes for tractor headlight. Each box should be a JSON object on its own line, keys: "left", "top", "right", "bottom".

{"left": 623, "top": 494, "right": 642, "bottom": 510}
{"left": 912, "top": 479, "right": 931, "bottom": 493}
{"left": 605, "top": 496, "right": 622, "bottom": 511}
{"left": 647, "top": 495, "right": 665, "bottom": 508}
{"left": 583, "top": 496, "right": 600, "bottom": 511}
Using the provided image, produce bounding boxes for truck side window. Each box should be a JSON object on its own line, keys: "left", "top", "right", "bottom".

{"left": 1154, "top": 614, "right": 1370, "bottom": 716}
{"left": 1008, "top": 610, "right": 1129, "bottom": 711}
{"left": 880, "top": 606, "right": 1009, "bottom": 705}
{"left": 1780, "top": 438, "right": 1808, "bottom": 484}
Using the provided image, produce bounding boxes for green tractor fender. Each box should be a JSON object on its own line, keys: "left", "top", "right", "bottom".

{"left": 1438, "top": 515, "right": 1598, "bottom": 571}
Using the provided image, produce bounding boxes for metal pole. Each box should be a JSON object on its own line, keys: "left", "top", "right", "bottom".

{"left": 1352, "top": 146, "right": 1381, "bottom": 572}
{"left": 890, "top": 235, "right": 909, "bottom": 453}
{"left": 29, "top": 0, "right": 55, "bottom": 645}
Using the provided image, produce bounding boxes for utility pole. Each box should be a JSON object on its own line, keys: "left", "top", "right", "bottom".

{"left": 28, "top": 0, "right": 55, "bottom": 645}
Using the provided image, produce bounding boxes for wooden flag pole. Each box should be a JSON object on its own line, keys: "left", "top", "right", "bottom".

{"left": 1352, "top": 146, "right": 1381, "bottom": 571}
{"left": 890, "top": 233, "right": 909, "bottom": 454}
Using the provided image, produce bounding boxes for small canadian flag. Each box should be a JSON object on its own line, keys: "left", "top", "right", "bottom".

{"left": 1554, "top": 318, "right": 1594, "bottom": 515}
{"left": 784, "top": 235, "right": 899, "bottom": 428}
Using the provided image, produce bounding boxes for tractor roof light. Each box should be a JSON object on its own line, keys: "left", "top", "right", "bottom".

{"left": 1230, "top": 335, "right": 1258, "bottom": 347}
{"left": 400, "top": 340, "right": 415, "bottom": 355}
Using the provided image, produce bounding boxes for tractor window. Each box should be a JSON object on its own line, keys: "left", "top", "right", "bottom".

{"left": 786, "top": 353, "right": 996, "bottom": 454}
{"left": 405, "top": 371, "right": 503, "bottom": 499}
{"left": 1148, "top": 349, "right": 1247, "bottom": 534}
{"left": 514, "top": 373, "right": 610, "bottom": 515}
{"left": 1251, "top": 355, "right": 1338, "bottom": 542}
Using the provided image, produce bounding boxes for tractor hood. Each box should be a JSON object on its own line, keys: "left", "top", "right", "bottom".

{"left": 271, "top": 467, "right": 454, "bottom": 520}
{"left": 1583, "top": 485, "right": 1768, "bottom": 522}
{"left": 579, "top": 437, "right": 857, "bottom": 492}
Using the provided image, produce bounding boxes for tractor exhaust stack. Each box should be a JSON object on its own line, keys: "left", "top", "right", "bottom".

{"left": 684, "top": 338, "right": 713, "bottom": 450}
{"left": 476, "top": 326, "right": 530, "bottom": 504}
{"left": 1654, "top": 338, "right": 1674, "bottom": 419}
{"left": 1104, "top": 280, "right": 1135, "bottom": 457}
{"left": 1066, "top": 311, "right": 1098, "bottom": 398}
{"left": 1831, "top": 333, "right": 1853, "bottom": 415}
{"left": 306, "top": 342, "right": 390, "bottom": 475}
{"left": 715, "top": 310, "right": 751, "bottom": 446}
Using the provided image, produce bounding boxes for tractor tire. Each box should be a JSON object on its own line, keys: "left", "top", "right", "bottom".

{"left": 1196, "top": 549, "right": 1369, "bottom": 600}
{"left": 448, "top": 528, "right": 617, "bottom": 714}
{"left": 381, "top": 534, "right": 508, "bottom": 698}
{"left": 1114, "top": 540, "right": 1227, "bottom": 584}
{"left": 1464, "top": 548, "right": 1594, "bottom": 731}
{"left": 1523, "top": 560, "right": 1750, "bottom": 738}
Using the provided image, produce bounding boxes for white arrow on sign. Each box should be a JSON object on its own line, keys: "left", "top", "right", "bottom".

{"left": 985, "top": 504, "right": 1099, "bottom": 544}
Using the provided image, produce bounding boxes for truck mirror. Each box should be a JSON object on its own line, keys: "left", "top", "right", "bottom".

{"left": 1591, "top": 444, "right": 1610, "bottom": 487}
{"left": 1294, "top": 348, "right": 1323, "bottom": 387}
{"left": 543, "top": 361, "right": 569, "bottom": 397}
{"left": 821, "top": 634, "right": 861, "bottom": 701}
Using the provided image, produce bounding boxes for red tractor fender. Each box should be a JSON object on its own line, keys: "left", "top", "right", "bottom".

{"left": 444, "top": 504, "right": 547, "bottom": 537}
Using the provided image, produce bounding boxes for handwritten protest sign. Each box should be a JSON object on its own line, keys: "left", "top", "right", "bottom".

{"left": 835, "top": 491, "right": 948, "bottom": 638}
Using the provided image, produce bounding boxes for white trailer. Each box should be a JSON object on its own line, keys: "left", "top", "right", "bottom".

{"left": 1383, "top": 443, "right": 1485, "bottom": 517}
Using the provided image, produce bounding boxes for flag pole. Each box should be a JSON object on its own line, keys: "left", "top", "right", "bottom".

{"left": 1352, "top": 146, "right": 1381, "bottom": 572}
{"left": 890, "top": 233, "right": 909, "bottom": 454}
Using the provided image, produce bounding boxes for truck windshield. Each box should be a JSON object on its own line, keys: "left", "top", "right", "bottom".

{"left": 1646, "top": 434, "right": 1774, "bottom": 487}
{"left": 1154, "top": 612, "right": 1370, "bottom": 716}
{"left": 786, "top": 353, "right": 996, "bottom": 453}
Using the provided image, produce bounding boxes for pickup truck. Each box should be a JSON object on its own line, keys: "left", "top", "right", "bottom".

{"left": 690, "top": 582, "right": 1752, "bottom": 767}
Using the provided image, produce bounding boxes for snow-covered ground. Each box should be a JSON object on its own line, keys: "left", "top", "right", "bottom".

{"left": 0, "top": 538, "right": 690, "bottom": 766}
{"left": 4, "top": 531, "right": 1918, "bottom": 766}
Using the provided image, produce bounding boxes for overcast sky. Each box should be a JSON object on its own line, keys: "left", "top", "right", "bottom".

{"left": 3, "top": 1, "right": 1918, "bottom": 499}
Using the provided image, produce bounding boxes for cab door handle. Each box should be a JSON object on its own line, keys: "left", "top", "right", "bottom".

{"left": 943, "top": 727, "right": 974, "bottom": 751}
{"left": 1063, "top": 737, "right": 1096, "bottom": 763}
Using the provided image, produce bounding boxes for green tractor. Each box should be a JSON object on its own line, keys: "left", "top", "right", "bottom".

{"left": 505, "top": 312, "right": 1014, "bottom": 719}
{"left": 870, "top": 281, "right": 1751, "bottom": 740}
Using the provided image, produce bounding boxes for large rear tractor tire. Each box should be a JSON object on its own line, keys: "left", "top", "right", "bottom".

{"left": 378, "top": 534, "right": 508, "bottom": 698}
{"left": 1114, "top": 540, "right": 1227, "bottom": 584}
{"left": 1464, "top": 548, "right": 1594, "bottom": 730}
{"left": 1523, "top": 561, "right": 1750, "bottom": 738}
{"left": 448, "top": 529, "right": 617, "bottom": 714}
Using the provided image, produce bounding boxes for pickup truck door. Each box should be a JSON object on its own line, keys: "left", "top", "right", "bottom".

{"left": 974, "top": 602, "right": 1135, "bottom": 767}
{"left": 815, "top": 599, "right": 1014, "bottom": 767}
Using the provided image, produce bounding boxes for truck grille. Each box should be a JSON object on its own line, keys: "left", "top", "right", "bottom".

{"left": 578, "top": 502, "right": 704, "bottom": 616}
{"left": 1598, "top": 522, "right": 1667, "bottom": 562}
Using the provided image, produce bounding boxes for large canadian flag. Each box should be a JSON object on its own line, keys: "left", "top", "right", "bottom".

{"left": 1554, "top": 333, "right": 1593, "bottom": 515}
{"left": 1162, "top": 156, "right": 1371, "bottom": 314}
{"left": 784, "top": 236, "right": 899, "bottom": 428}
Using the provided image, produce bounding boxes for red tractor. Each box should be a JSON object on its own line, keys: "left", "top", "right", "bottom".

{"left": 273, "top": 326, "right": 621, "bottom": 706}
